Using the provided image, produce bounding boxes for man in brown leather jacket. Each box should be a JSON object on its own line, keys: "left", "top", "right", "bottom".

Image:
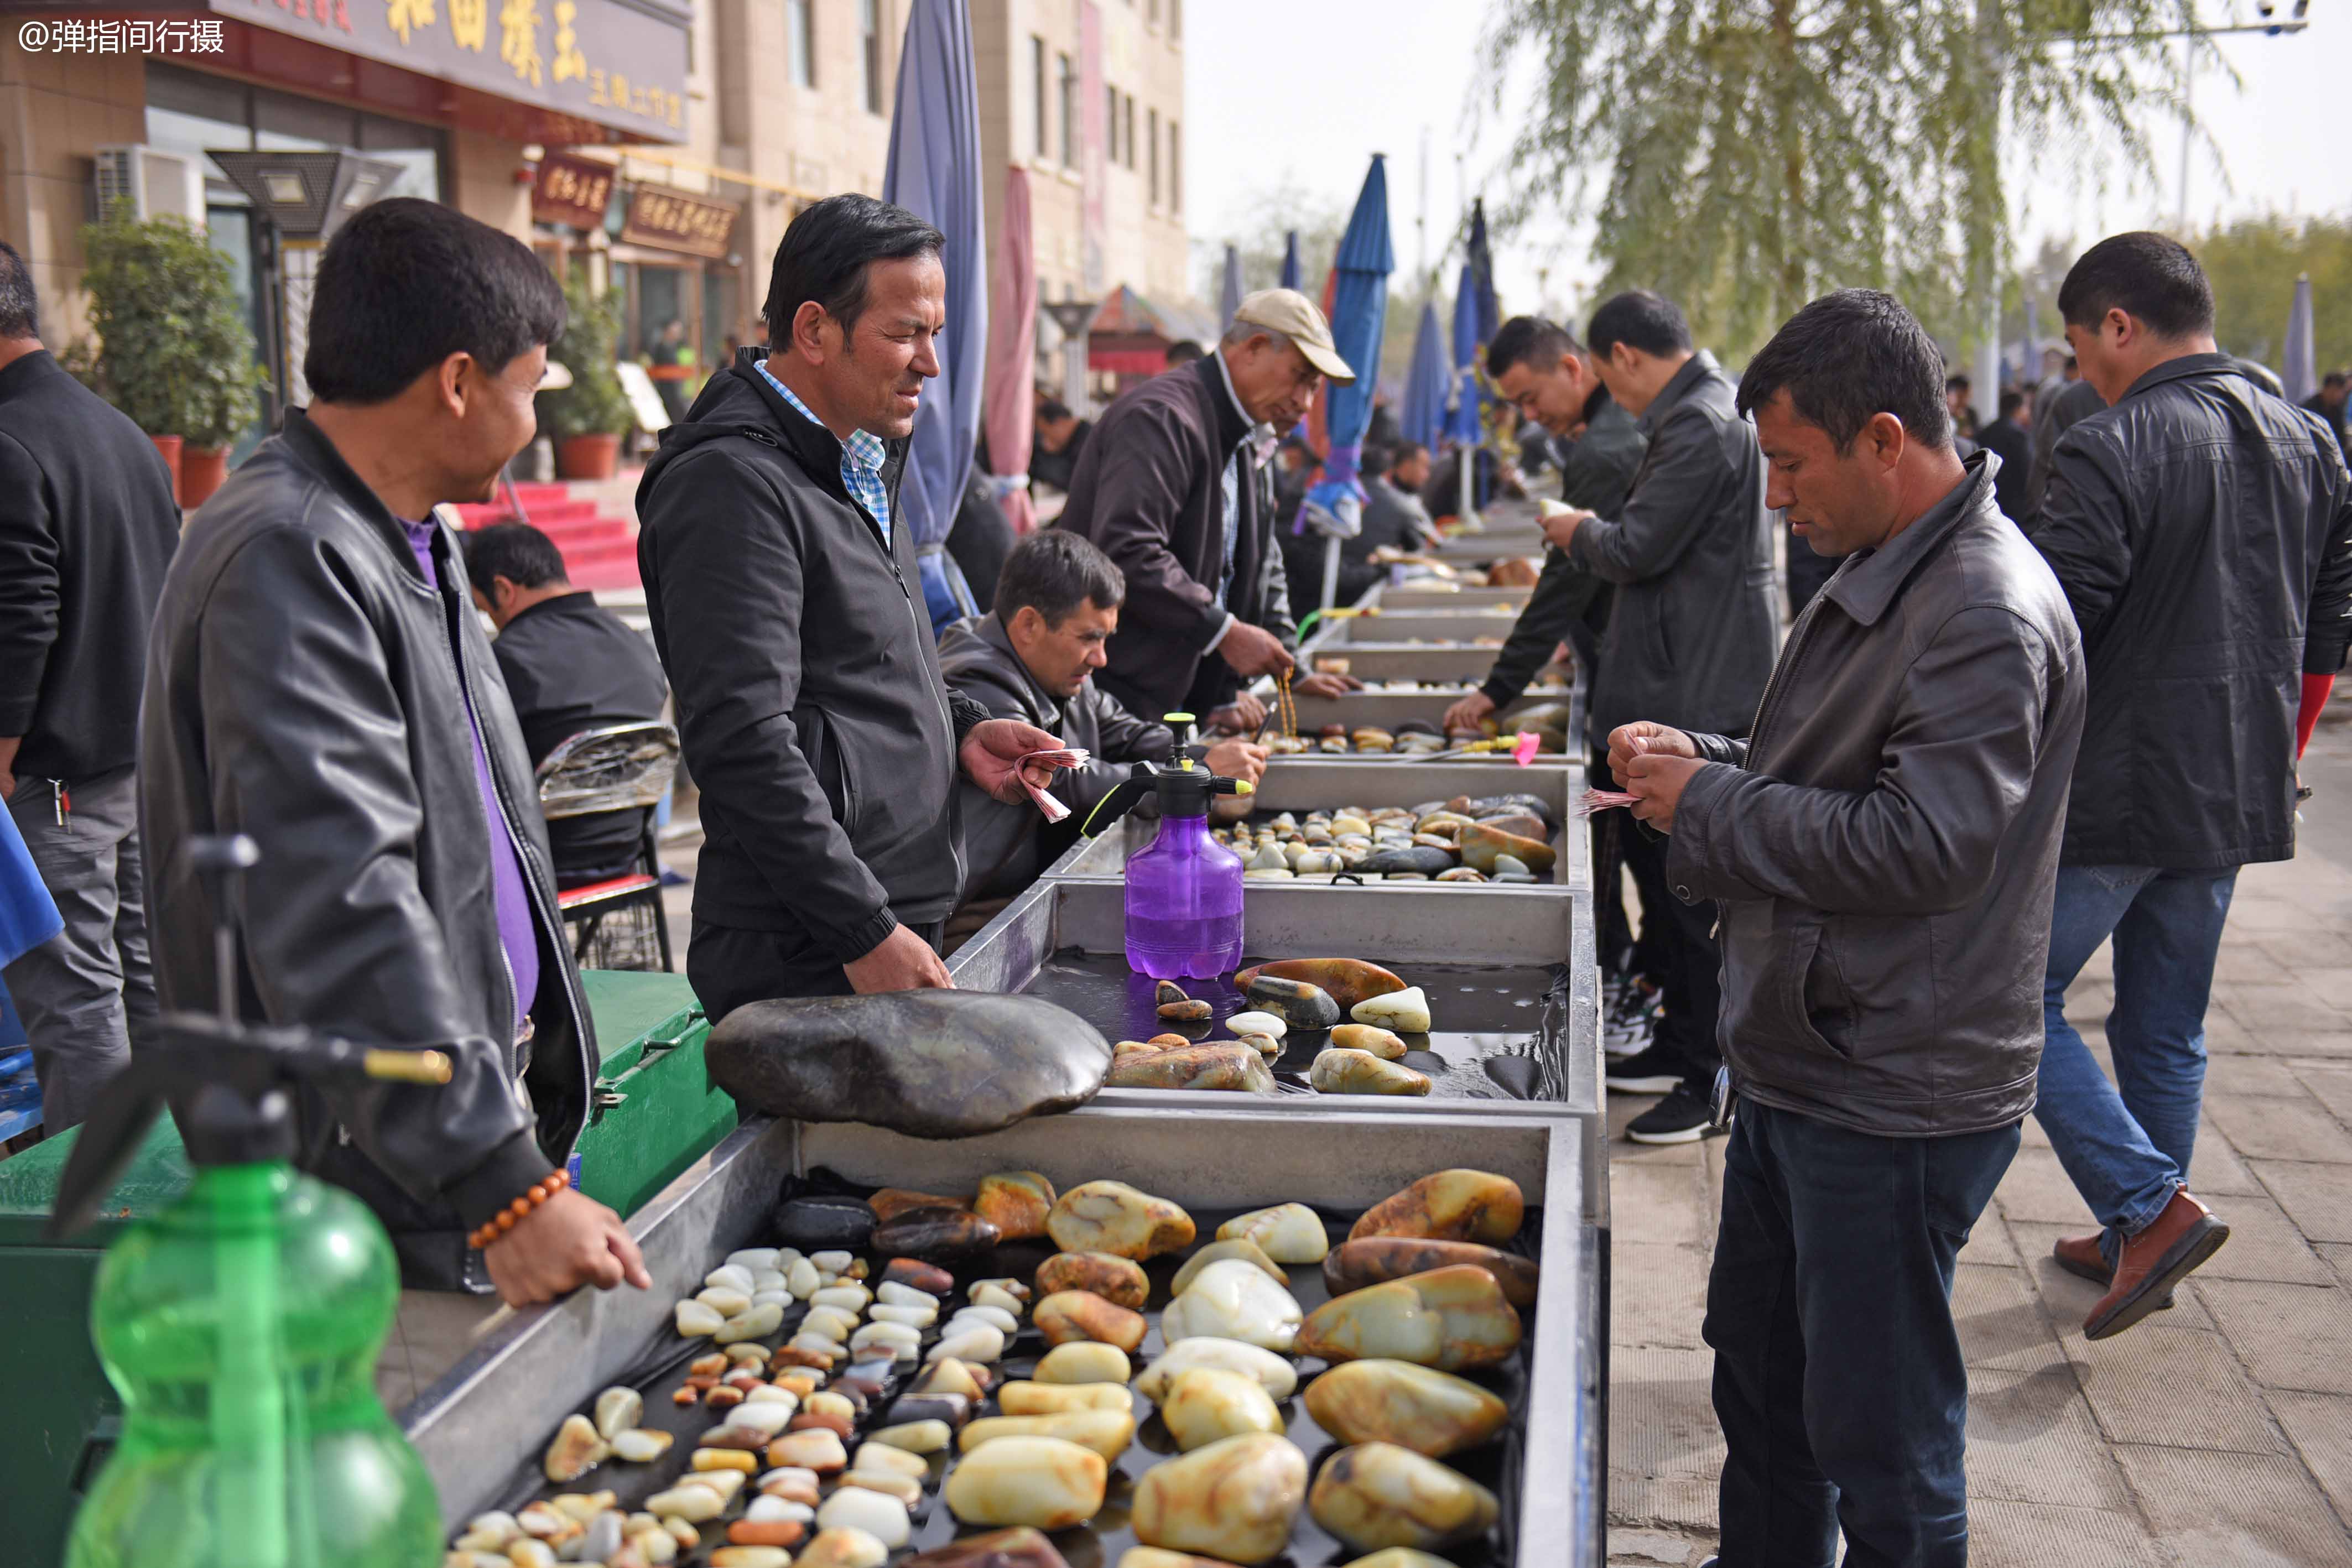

{"left": 1615, "top": 289, "right": 2086, "bottom": 1568}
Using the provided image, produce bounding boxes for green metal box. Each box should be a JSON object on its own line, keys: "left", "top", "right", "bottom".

{"left": 0, "top": 970, "right": 724, "bottom": 1567}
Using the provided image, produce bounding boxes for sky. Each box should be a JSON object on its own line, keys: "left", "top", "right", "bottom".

{"left": 1181, "top": 0, "right": 2352, "bottom": 320}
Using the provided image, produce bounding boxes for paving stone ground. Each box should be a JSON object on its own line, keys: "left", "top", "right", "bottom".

{"left": 1606, "top": 717, "right": 2352, "bottom": 1567}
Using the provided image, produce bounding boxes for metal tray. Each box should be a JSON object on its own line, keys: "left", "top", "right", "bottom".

{"left": 400, "top": 1106, "right": 1604, "bottom": 1566}
{"left": 1317, "top": 610, "right": 1531, "bottom": 646}
{"left": 1366, "top": 583, "right": 1533, "bottom": 611}
{"left": 1312, "top": 644, "right": 1558, "bottom": 684}
{"left": 946, "top": 881, "right": 1606, "bottom": 1205}
{"left": 1045, "top": 759, "right": 1587, "bottom": 888}
{"left": 1276, "top": 687, "right": 1584, "bottom": 753}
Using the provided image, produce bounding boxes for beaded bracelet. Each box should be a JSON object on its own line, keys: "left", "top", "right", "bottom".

{"left": 468, "top": 1166, "right": 570, "bottom": 1252}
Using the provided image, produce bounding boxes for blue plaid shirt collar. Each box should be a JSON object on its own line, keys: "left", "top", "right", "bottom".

{"left": 754, "top": 356, "right": 893, "bottom": 546}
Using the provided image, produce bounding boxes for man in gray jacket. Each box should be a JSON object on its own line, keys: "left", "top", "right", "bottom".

{"left": 1544, "top": 290, "right": 1779, "bottom": 1142}
{"left": 941, "top": 531, "right": 1266, "bottom": 923}
{"left": 1615, "top": 289, "right": 2085, "bottom": 1567}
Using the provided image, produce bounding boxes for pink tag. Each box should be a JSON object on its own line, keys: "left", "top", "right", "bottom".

{"left": 1511, "top": 731, "right": 1541, "bottom": 768}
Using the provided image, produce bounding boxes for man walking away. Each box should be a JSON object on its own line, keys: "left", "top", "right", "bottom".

{"left": 462, "top": 521, "right": 671, "bottom": 887}
{"left": 2027, "top": 232, "right": 2352, "bottom": 1338}
{"left": 1977, "top": 386, "right": 2034, "bottom": 522}
{"left": 636, "top": 195, "right": 1060, "bottom": 1018}
{"left": 1445, "top": 315, "right": 1655, "bottom": 1048}
{"left": 1617, "top": 289, "right": 2084, "bottom": 1566}
{"left": 1540, "top": 290, "right": 1778, "bottom": 1143}
{"left": 0, "top": 239, "right": 177, "bottom": 1132}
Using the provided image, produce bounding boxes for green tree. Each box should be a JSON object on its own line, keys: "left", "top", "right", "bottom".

{"left": 1478, "top": 0, "right": 2197, "bottom": 360}
{"left": 535, "top": 274, "right": 632, "bottom": 440}
{"left": 2193, "top": 215, "right": 2352, "bottom": 374}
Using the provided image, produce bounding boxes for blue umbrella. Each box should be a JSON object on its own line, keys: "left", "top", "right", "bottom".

{"left": 2285, "top": 274, "right": 2318, "bottom": 404}
{"left": 1399, "top": 299, "right": 1448, "bottom": 452}
{"left": 1220, "top": 244, "right": 1245, "bottom": 332}
{"left": 882, "top": 0, "right": 987, "bottom": 634}
{"left": 0, "top": 807, "right": 59, "bottom": 968}
{"left": 1280, "top": 230, "right": 1302, "bottom": 293}
{"left": 1298, "top": 155, "right": 1396, "bottom": 609}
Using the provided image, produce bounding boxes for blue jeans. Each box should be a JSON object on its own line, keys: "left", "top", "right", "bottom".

{"left": 1707, "top": 1100, "right": 2020, "bottom": 1568}
{"left": 2034, "top": 864, "right": 2237, "bottom": 1261}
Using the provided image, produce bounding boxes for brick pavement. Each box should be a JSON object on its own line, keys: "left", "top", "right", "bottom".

{"left": 1606, "top": 721, "right": 2352, "bottom": 1566}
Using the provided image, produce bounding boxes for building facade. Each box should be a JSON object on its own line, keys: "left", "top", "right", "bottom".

{"left": 0, "top": 0, "right": 690, "bottom": 352}
{"left": 2, "top": 0, "right": 1193, "bottom": 428}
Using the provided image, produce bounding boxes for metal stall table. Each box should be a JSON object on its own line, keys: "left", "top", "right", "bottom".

{"left": 947, "top": 878, "right": 1605, "bottom": 1226}
{"left": 1047, "top": 758, "right": 1588, "bottom": 890}
{"left": 400, "top": 1103, "right": 1608, "bottom": 1566}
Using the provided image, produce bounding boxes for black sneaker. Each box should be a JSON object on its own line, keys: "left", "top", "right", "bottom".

{"left": 1606, "top": 1042, "right": 1685, "bottom": 1095}
{"left": 1627, "top": 1083, "right": 1725, "bottom": 1145}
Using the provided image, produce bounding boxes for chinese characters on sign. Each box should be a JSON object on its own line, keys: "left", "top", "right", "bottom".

{"left": 205, "top": 0, "right": 687, "bottom": 140}
{"left": 620, "top": 184, "right": 738, "bottom": 259}
{"left": 532, "top": 153, "right": 616, "bottom": 230}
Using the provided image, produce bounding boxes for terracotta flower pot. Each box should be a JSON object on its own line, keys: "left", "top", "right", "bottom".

{"left": 149, "top": 434, "right": 184, "bottom": 506}
{"left": 555, "top": 432, "right": 621, "bottom": 481}
{"left": 180, "top": 445, "right": 232, "bottom": 508}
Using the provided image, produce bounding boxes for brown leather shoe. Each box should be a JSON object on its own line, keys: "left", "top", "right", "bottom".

{"left": 2054, "top": 1230, "right": 2176, "bottom": 1310}
{"left": 2085, "top": 1190, "right": 2229, "bottom": 1341}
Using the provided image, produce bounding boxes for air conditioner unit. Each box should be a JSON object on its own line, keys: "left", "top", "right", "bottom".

{"left": 91, "top": 145, "right": 204, "bottom": 226}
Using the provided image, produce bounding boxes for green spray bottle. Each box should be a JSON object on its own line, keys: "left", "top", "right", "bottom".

{"left": 48, "top": 835, "right": 451, "bottom": 1568}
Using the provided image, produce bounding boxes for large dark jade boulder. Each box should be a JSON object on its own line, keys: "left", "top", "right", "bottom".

{"left": 706, "top": 990, "right": 1111, "bottom": 1138}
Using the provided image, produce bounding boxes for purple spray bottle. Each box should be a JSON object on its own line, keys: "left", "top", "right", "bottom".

{"left": 1079, "top": 713, "right": 1254, "bottom": 980}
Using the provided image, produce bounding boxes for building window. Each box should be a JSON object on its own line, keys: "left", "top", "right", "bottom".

{"left": 1105, "top": 86, "right": 1119, "bottom": 166}
{"left": 861, "top": 0, "right": 884, "bottom": 114}
{"left": 1170, "top": 119, "right": 1181, "bottom": 210}
{"left": 1170, "top": 0, "right": 1182, "bottom": 39}
{"left": 1147, "top": 106, "right": 1159, "bottom": 205}
{"left": 1124, "top": 94, "right": 1136, "bottom": 170}
{"left": 1031, "top": 35, "right": 1048, "bottom": 159}
{"left": 1058, "top": 52, "right": 1075, "bottom": 166}
{"left": 787, "top": 0, "right": 814, "bottom": 88}
{"left": 1149, "top": 0, "right": 1160, "bottom": 23}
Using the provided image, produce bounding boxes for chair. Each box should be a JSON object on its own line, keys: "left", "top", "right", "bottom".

{"left": 537, "top": 721, "right": 681, "bottom": 972}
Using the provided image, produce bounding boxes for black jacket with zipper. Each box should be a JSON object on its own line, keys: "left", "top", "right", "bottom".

{"left": 139, "top": 409, "right": 593, "bottom": 1290}
{"left": 636, "top": 352, "right": 990, "bottom": 963}
{"left": 1565, "top": 351, "right": 1780, "bottom": 742}
{"left": 2028, "top": 353, "right": 2352, "bottom": 870}
{"left": 1477, "top": 386, "right": 1650, "bottom": 709}
{"left": 1670, "top": 457, "right": 2085, "bottom": 1137}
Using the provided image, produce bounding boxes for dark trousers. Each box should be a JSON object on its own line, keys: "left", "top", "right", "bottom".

{"left": 1707, "top": 1098, "right": 2021, "bottom": 1568}
{"left": 689, "top": 917, "right": 948, "bottom": 1023}
{"left": 1593, "top": 748, "right": 1719, "bottom": 1083}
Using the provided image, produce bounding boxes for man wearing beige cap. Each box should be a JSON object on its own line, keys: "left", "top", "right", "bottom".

{"left": 1056, "top": 288, "right": 1359, "bottom": 721}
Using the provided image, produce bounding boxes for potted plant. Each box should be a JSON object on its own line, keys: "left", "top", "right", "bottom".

{"left": 538, "top": 276, "right": 632, "bottom": 480}
{"left": 179, "top": 345, "right": 267, "bottom": 509}
{"left": 77, "top": 201, "right": 264, "bottom": 506}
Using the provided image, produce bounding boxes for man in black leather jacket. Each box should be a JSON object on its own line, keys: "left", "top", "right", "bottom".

{"left": 941, "top": 530, "right": 1267, "bottom": 915}
{"left": 2026, "top": 233, "right": 2352, "bottom": 1340}
{"left": 141, "top": 200, "right": 649, "bottom": 1307}
{"left": 636, "top": 196, "right": 1060, "bottom": 1015}
{"left": 1543, "top": 290, "right": 1780, "bottom": 1143}
{"left": 1615, "top": 290, "right": 2085, "bottom": 1568}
